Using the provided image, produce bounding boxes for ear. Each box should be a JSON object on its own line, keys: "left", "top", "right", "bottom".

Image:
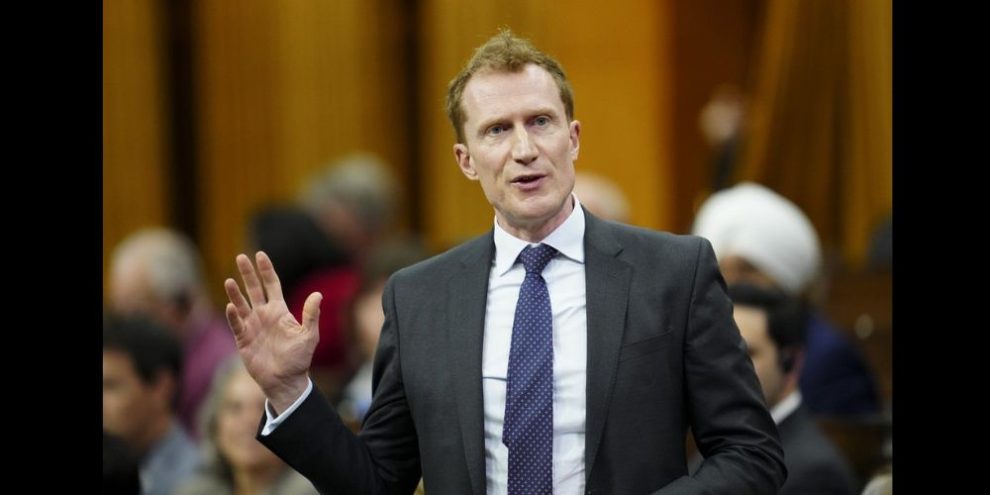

{"left": 782, "top": 348, "right": 805, "bottom": 379}
{"left": 150, "top": 369, "right": 177, "bottom": 411}
{"left": 569, "top": 120, "right": 581, "bottom": 161}
{"left": 453, "top": 143, "right": 479, "bottom": 181}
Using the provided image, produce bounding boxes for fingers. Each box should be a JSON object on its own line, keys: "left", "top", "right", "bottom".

{"left": 301, "top": 292, "right": 323, "bottom": 341}
{"left": 236, "top": 253, "right": 267, "bottom": 308}
{"left": 225, "top": 302, "right": 244, "bottom": 340}
{"left": 224, "top": 278, "right": 251, "bottom": 319}
{"left": 255, "top": 251, "right": 285, "bottom": 303}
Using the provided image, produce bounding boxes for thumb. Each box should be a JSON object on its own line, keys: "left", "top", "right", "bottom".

{"left": 301, "top": 292, "right": 323, "bottom": 339}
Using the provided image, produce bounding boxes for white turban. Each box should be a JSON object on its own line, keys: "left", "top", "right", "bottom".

{"left": 692, "top": 182, "right": 821, "bottom": 295}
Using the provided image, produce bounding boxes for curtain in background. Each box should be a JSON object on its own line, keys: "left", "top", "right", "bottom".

{"left": 739, "top": 0, "right": 891, "bottom": 268}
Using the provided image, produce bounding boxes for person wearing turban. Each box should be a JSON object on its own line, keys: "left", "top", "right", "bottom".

{"left": 693, "top": 182, "right": 880, "bottom": 416}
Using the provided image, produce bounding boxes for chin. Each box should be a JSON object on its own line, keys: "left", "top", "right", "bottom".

{"left": 511, "top": 209, "right": 554, "bottom": 226}
{"left": 521, "top": 194, "right": 562, "bottom": 212}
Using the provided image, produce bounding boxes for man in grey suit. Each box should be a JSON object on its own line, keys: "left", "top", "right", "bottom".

{"left": 224, "top": 30, "right": 785, "bottom": 494}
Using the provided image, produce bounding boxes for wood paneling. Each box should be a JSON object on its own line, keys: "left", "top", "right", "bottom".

{"left": 192, "top": 0, "right": 410, "bottom": 296}
{"left": 103, "top": 0, "right": 172, "bottom": 297}
{"left": 670, "top": 0, "right": 763, "bottom": 232}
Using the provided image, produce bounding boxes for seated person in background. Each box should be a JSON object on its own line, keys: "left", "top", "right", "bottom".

{"left": 110, "top": 227, "right": 237, "bottom": 438}
{"left": 729, "top": 283, "right": 858, "bottom": 495}
{"left": 103, "top": 313, "right": 198, "bottom": 495}
{"left": 247, "top": 205, "right": 359, "bottom": 400}
{"left": 174, "top": 357, "right": 319, "bottom": 495}
{"left": 571, "top": 172, "right": 631, "bottom": 223}
{"left": 693, "top": 182, "right": 881, "bottom": 416}
{"left": 103, "top": 429, "right": 141, "bottom": 495}
{"left": 337, "top": 240, "right": 429, "bottom": 426}
{"left": 297, "top": 152, "right": 401, "bottom": 268}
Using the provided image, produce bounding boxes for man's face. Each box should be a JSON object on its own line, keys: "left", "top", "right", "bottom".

{"left": 454, "top": 64, "right": 581, "bottom": 237}
{"left": 719, "top": 256, "right": 778, "bottom": 289}
{"left": 734, "top": 305, "right": 786, "bottom": 407}
{"left": 102, "top": 349, "right": 164, "bottom": 446}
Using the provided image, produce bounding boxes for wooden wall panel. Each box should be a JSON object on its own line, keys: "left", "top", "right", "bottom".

{"left": 102, "top": 0, "right": 172, "bottom": 297}
{"left": 548, "top": 0, "right": 675, "bottom": 232}
{"left": 841, "top": 0, "right": 891, "bottom": 266}
{"left": 670, "top": 0, "right": 763, "bottom": 232}
{"left": 194, "top": 0, "right": 281, "bottom": 294}
{"left": 193, "top": 0, "right": 410, "bottom": 295}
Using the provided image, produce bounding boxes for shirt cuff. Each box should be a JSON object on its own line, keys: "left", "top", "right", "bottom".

{"left": 260, "top": 378, "right": 314, "bottom": 436}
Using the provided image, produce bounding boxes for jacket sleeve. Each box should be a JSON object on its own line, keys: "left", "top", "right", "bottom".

{"left": 658, "top": 238, "right": 787, "bottom": 494}
{"left": 257, "top": 276, "right": 421, "bottom": 494}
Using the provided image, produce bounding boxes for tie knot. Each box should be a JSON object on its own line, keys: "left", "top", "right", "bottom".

{"left": 518, "top": 244, "right": 557, "bottom": 274}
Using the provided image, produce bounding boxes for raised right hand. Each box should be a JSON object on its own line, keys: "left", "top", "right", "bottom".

{"left": 224, "top": 251, "right": 322, "bottom": 412}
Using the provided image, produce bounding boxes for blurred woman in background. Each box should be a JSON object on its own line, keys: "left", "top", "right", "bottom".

{"left": 173, "top": 357, "right": 318, "bottom": 495}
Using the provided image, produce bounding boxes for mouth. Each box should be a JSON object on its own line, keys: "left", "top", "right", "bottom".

{"left": 511, "top": 174, "right": 545, "bottom": 184}
{"left": 511, "top": 174, "right": 546, "bottom": 192}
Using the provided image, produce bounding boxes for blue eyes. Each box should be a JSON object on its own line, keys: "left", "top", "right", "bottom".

{"left": 486, "top": 117, "right": 550, "bottom": 137}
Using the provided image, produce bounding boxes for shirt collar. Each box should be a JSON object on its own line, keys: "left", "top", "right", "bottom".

{"left": 493, "top": 194, "right": 586, "bottom": 277}
{"left": 770, "top": 390, "right": 802, "bottom": 424}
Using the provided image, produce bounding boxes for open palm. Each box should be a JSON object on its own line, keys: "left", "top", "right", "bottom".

{"left": 224, "top": 251, "right": 322, "bottom": 408}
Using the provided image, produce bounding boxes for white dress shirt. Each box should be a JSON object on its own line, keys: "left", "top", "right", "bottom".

{"left": 483, "top": 196, "right": 587, "bottom": 495}
{"left": 770, "top": 390, "right": 802, "bottom": 425}
{"left": 262, "top": 197, "right": 590, "bottom": 495}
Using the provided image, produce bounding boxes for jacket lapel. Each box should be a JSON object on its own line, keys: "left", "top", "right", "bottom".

{"left": 447, "top": 232, "right": 495, "bottom": 495}
{"left": 444, "top": 213, "right": 632, "bottom": 491}
{"left": 582, "top": 211, "right": 632, "bottom": 480}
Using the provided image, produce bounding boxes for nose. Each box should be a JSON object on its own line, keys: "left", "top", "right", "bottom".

{"left": 511, "top": 127, "right": 537, "bottom": 165}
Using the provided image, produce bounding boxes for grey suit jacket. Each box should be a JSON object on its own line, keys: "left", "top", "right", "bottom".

{"left": 259, "top": 209, "right": 786, "bottom": 494}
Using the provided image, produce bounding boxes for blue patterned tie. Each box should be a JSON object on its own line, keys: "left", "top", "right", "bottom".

{"left": 503, "top": 243, "right": 557, "bottom": 495}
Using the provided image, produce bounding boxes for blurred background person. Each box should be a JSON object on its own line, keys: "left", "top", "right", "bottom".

{"left": 246, "top": 205, "right": 350, "bottom": 296}
{"left": 109, "top": 228, "right": 236, "bottom": 439}
{"left": 698, "top": 83, "right": 747, "bottom": 193}
{"left": 336, "top": 239, "right": 429, "bottom": 428}
{"left": 571, "top": 172, "right": 631, "bottom": 224}
{"left": 692, "top": 182, "right": 881, "bottom": 417}
{"left": 246, "top": 205, "right": 358, "bottom": 399}
{"left": 259, "top": 152, "right": 408, "bottom": 398}
{"left": 729, "top": 283, "right": 858, "bottom": 495}
{"left": 104, "top": 313, "right": 198, "bottom": 495}
{"left": 104, "top": 429, "right": 142, "bottom": 495}
{"left": 174, "top": 357, "right": 318, "bottom": 495}
{"left": 297, "top": 152, "right": 402, "bottom": 268}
